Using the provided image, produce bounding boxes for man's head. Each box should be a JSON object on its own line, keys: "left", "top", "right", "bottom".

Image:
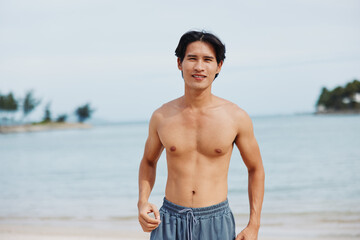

{"left": 175, "top": 30, "right": 226, "bottom": 80}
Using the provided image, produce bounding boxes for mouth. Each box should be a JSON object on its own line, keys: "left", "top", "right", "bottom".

{"left": 192, "top": 74, "right": 206, "bottom": 80}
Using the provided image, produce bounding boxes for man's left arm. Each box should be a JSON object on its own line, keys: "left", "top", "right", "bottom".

{"left": 234, "top": 111, "right": 265, "bottom": 240}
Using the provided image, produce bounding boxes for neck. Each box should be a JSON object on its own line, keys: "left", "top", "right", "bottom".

{"left": 182, "top": 85, "right": 213, "bottom": 109}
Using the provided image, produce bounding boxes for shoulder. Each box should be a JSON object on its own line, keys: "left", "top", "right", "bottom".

{"left": 214, "top": 96, "right": 253, "bottom": 130}
{"left": 215, "top": 97, "right": 251, "bottom": 121}
{"left": 149, "top": 97, "right": 182, "bottom": 124}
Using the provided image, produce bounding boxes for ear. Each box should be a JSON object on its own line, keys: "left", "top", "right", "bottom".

{"left": 216, "top": 61, "right": 223, "bottom": 74}
{"left": 177, "top": 58, "right": 182, "bottom": 71}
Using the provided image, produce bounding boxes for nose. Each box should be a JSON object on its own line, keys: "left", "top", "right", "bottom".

{"left": 194, "top": 60, "right": 204, "bottom": 72}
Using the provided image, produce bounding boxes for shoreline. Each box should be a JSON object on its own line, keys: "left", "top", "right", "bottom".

{"left": 0, "top": 122, "right": 92, "bottom": 134}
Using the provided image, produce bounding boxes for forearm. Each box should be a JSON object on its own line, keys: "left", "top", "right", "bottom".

{"left": 138, "top": 158, "right": 157, "bottom": 206}
{"left": 247, "top": 166, "right": 265, "bottom": 228}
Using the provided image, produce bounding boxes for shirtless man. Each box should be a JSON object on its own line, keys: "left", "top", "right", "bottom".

{"left": 138, "top": 31, "right": 265, "bottom": 240}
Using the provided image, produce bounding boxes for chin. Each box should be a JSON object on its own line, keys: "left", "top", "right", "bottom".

{"left": 188, "top": 83, "right": 211, "bottom": 91}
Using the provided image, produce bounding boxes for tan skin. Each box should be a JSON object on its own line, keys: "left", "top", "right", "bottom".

{"left": 138, "top": 41, "right": 265, "bottom": 240}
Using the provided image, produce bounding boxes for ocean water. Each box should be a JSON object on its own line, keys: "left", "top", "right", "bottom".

{"left": 0, "top": 115, "right": 360, "bottom": 228}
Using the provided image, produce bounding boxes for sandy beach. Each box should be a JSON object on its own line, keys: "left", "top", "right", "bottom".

{"left": 0, "top": 122, "right": 92, "bottom": 134}
{"left": 0, "top": 218, "right": 149, "bottom": 240}
{"left": 1, "top": 212, "right": 359, "bottom": 240}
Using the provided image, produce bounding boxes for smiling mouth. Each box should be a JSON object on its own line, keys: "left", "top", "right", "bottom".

{"left": 192, "top": 75, "right": 206, "bottom": 79}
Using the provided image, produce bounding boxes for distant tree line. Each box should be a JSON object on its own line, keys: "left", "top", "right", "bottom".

{"left": 316, "top": 79, "right": 360, "bottom": 112}
{"left": 0, "top": 90, "right": 94, "bottom": 125}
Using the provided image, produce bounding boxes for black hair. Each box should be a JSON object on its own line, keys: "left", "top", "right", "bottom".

{"left": 175, "top": 30, "right": 226, "bottom": 79}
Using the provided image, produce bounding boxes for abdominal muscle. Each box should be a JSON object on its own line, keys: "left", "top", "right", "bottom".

{"left": 164, "top": 154, "right": 230, "bottom": 208}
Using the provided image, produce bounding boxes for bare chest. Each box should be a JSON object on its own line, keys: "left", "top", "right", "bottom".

{"left": 158, "top": 113, "right": 237, "bottom": 157}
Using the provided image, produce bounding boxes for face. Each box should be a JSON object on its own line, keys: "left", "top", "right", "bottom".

{"left": 178, "top": 41, "right": 223, "bottom": 91}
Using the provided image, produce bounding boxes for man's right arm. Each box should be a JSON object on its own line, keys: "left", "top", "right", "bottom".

{"left": 138, "top": 111, "right": 164, "bottom": 232}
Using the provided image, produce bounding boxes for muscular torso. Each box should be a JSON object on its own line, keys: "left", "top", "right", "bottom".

{"left": 156, "top": 97, "right": 239, "bottom": 207}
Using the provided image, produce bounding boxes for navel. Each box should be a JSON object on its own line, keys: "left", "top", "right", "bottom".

{"left": 170, "top": 146, "right": 176, "bottom": 152}
{"left": 192, "top": 190, "right": 196, "bottom": 195}
{"left": 215, "top": 148, "right": 222, "bottom": 154}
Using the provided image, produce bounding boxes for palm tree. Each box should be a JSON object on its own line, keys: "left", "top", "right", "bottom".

{"left": 75, "top": 103, "right": 94, "bottom": 123}
{"left": 0, "top": 92, "right": 18, "bottom": 124}
{"left": 23, "top": 90, "right": 41, "bottom": 122}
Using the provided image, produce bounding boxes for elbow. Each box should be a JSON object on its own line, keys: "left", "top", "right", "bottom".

{"left": 248, "top": 164, "right": 265, "bottom": 180}
{"left": 260, "top": 167, "right": 265, "bottom": 181}
{"left": 141, "top": 156, "right": 157, "bottom": 168}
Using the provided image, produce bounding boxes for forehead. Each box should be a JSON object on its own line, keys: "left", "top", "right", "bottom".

{"left": 185, "top": 41, "right": 216, "bottom": 57}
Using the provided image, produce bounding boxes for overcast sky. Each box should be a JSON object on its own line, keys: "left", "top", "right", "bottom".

{"left": 1, "top": 0, "right": 359, "bottom": 122}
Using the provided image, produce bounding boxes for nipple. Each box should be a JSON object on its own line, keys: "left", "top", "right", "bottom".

{"left": 170, "top": 146, "right": 176, "bottom": 152}
{"left": 215, "top": 149, "right": 222, "bottom": 154}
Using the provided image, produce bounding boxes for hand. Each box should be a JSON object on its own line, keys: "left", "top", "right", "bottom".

{"left": 138, "top": 201, "right": 161, "bottom": 232}
{"left": 235, "top": 225, "right": 259, "bottom": 240}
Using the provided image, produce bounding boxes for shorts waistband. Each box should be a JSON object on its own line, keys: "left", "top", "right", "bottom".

{"left": 162, "top": 197, "right": 230, "bottom": 217}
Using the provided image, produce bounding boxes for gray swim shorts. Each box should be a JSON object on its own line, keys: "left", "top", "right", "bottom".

{"left": 150, "top": 197, "right": 236, "bottom": 240}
